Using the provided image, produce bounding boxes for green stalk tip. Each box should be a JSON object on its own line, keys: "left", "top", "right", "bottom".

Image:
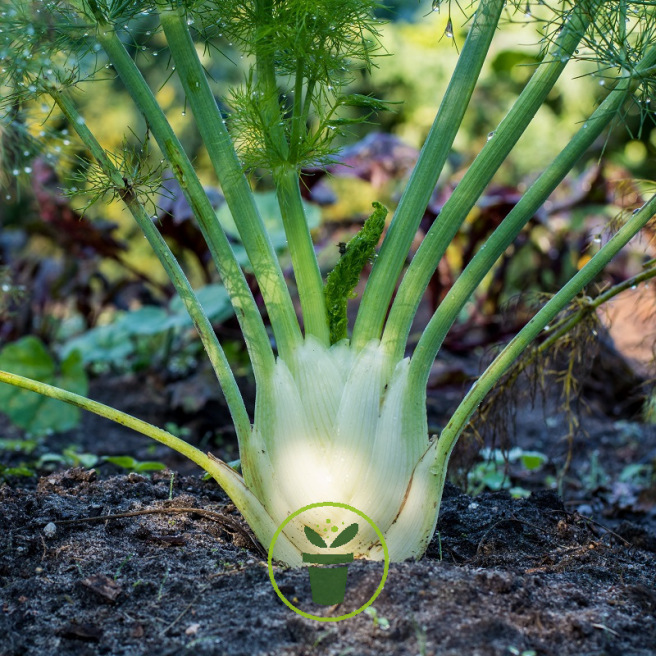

{"left": 324, "top": 202, "right": 387, "bottom": 345}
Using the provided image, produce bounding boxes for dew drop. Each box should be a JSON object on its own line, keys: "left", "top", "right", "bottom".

{"left": 487, "top": 131, "right": 495, "bottom": 141}
{"left": 11, "top": 168, "right": 19, "bottom": 176}
{"left": 23, "top": 166, "right": 32, "bottom": 173}
{"left": 445, "top": 19, "right": 453, "bottom": 38}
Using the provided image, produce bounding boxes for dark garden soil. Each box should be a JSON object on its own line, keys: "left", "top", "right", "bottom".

{"left": 2, "top": 359, "right": 656, "bottom": 656}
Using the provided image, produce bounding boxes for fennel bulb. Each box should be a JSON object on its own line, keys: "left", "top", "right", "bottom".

{"left": 240, "top": 338, "right": 439, "bottom": 564}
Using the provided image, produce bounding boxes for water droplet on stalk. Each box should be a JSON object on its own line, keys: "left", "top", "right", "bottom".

{"left": 487, "top": 131, "right": 495, "bottom": 141}
{"left": 445, "top": 19, "right": 453, "bottom": 38}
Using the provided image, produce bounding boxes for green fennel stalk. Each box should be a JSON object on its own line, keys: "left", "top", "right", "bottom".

{"left": 0, "top": 0, "right": 655, "bottom": 565}
{"left": 94, "top": 16, "right": 302, "bottom": 365}
{"left": 378, "top": 0, "right": 602, "bottom": 360}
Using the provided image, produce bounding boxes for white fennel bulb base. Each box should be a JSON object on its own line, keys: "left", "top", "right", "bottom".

{"left": 229, "top": 338, "right": 442, "bottom": 565}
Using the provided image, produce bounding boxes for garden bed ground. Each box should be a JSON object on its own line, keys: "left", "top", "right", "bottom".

{"left": 1, "top": 351, "right": 656, "bottom": 655}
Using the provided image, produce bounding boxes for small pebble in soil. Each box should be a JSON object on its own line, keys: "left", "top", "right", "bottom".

{"left": 43, "top": 522, "right": 57, "bottom": 538}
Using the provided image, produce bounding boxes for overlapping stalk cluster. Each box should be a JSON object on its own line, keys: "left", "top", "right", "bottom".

{"left": 1, "top": 1, "right": 655, "bottom": 564}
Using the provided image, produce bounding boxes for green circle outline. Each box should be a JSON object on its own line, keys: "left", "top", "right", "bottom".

{"left": 267, "top": 501, "right": 389, "bottom": 622}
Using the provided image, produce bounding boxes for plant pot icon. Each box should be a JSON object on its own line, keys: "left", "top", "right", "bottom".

{"left": 302, "top": 551, "right": 354, "bottom": 605}
{"left": 302, "top": 522, "right": 359, "bottom": 606}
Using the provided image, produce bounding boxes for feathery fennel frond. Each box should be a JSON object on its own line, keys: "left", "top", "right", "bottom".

{"left": 66, "top": 133, "right": 167, "bottom": 216}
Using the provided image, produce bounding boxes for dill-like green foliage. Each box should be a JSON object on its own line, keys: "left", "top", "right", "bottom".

{"left": 207, "top": 0, "right": 385, "bottom": 170}
{"left": 67, "top": 132, "right": 166, "bottom": 215}
{"left": 324, "top": 202, "right": 387, "bottom": 344}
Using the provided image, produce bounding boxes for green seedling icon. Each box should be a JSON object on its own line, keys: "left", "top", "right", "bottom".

{"left": 302, "top": 521, "right": 359, "bottom": 605}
